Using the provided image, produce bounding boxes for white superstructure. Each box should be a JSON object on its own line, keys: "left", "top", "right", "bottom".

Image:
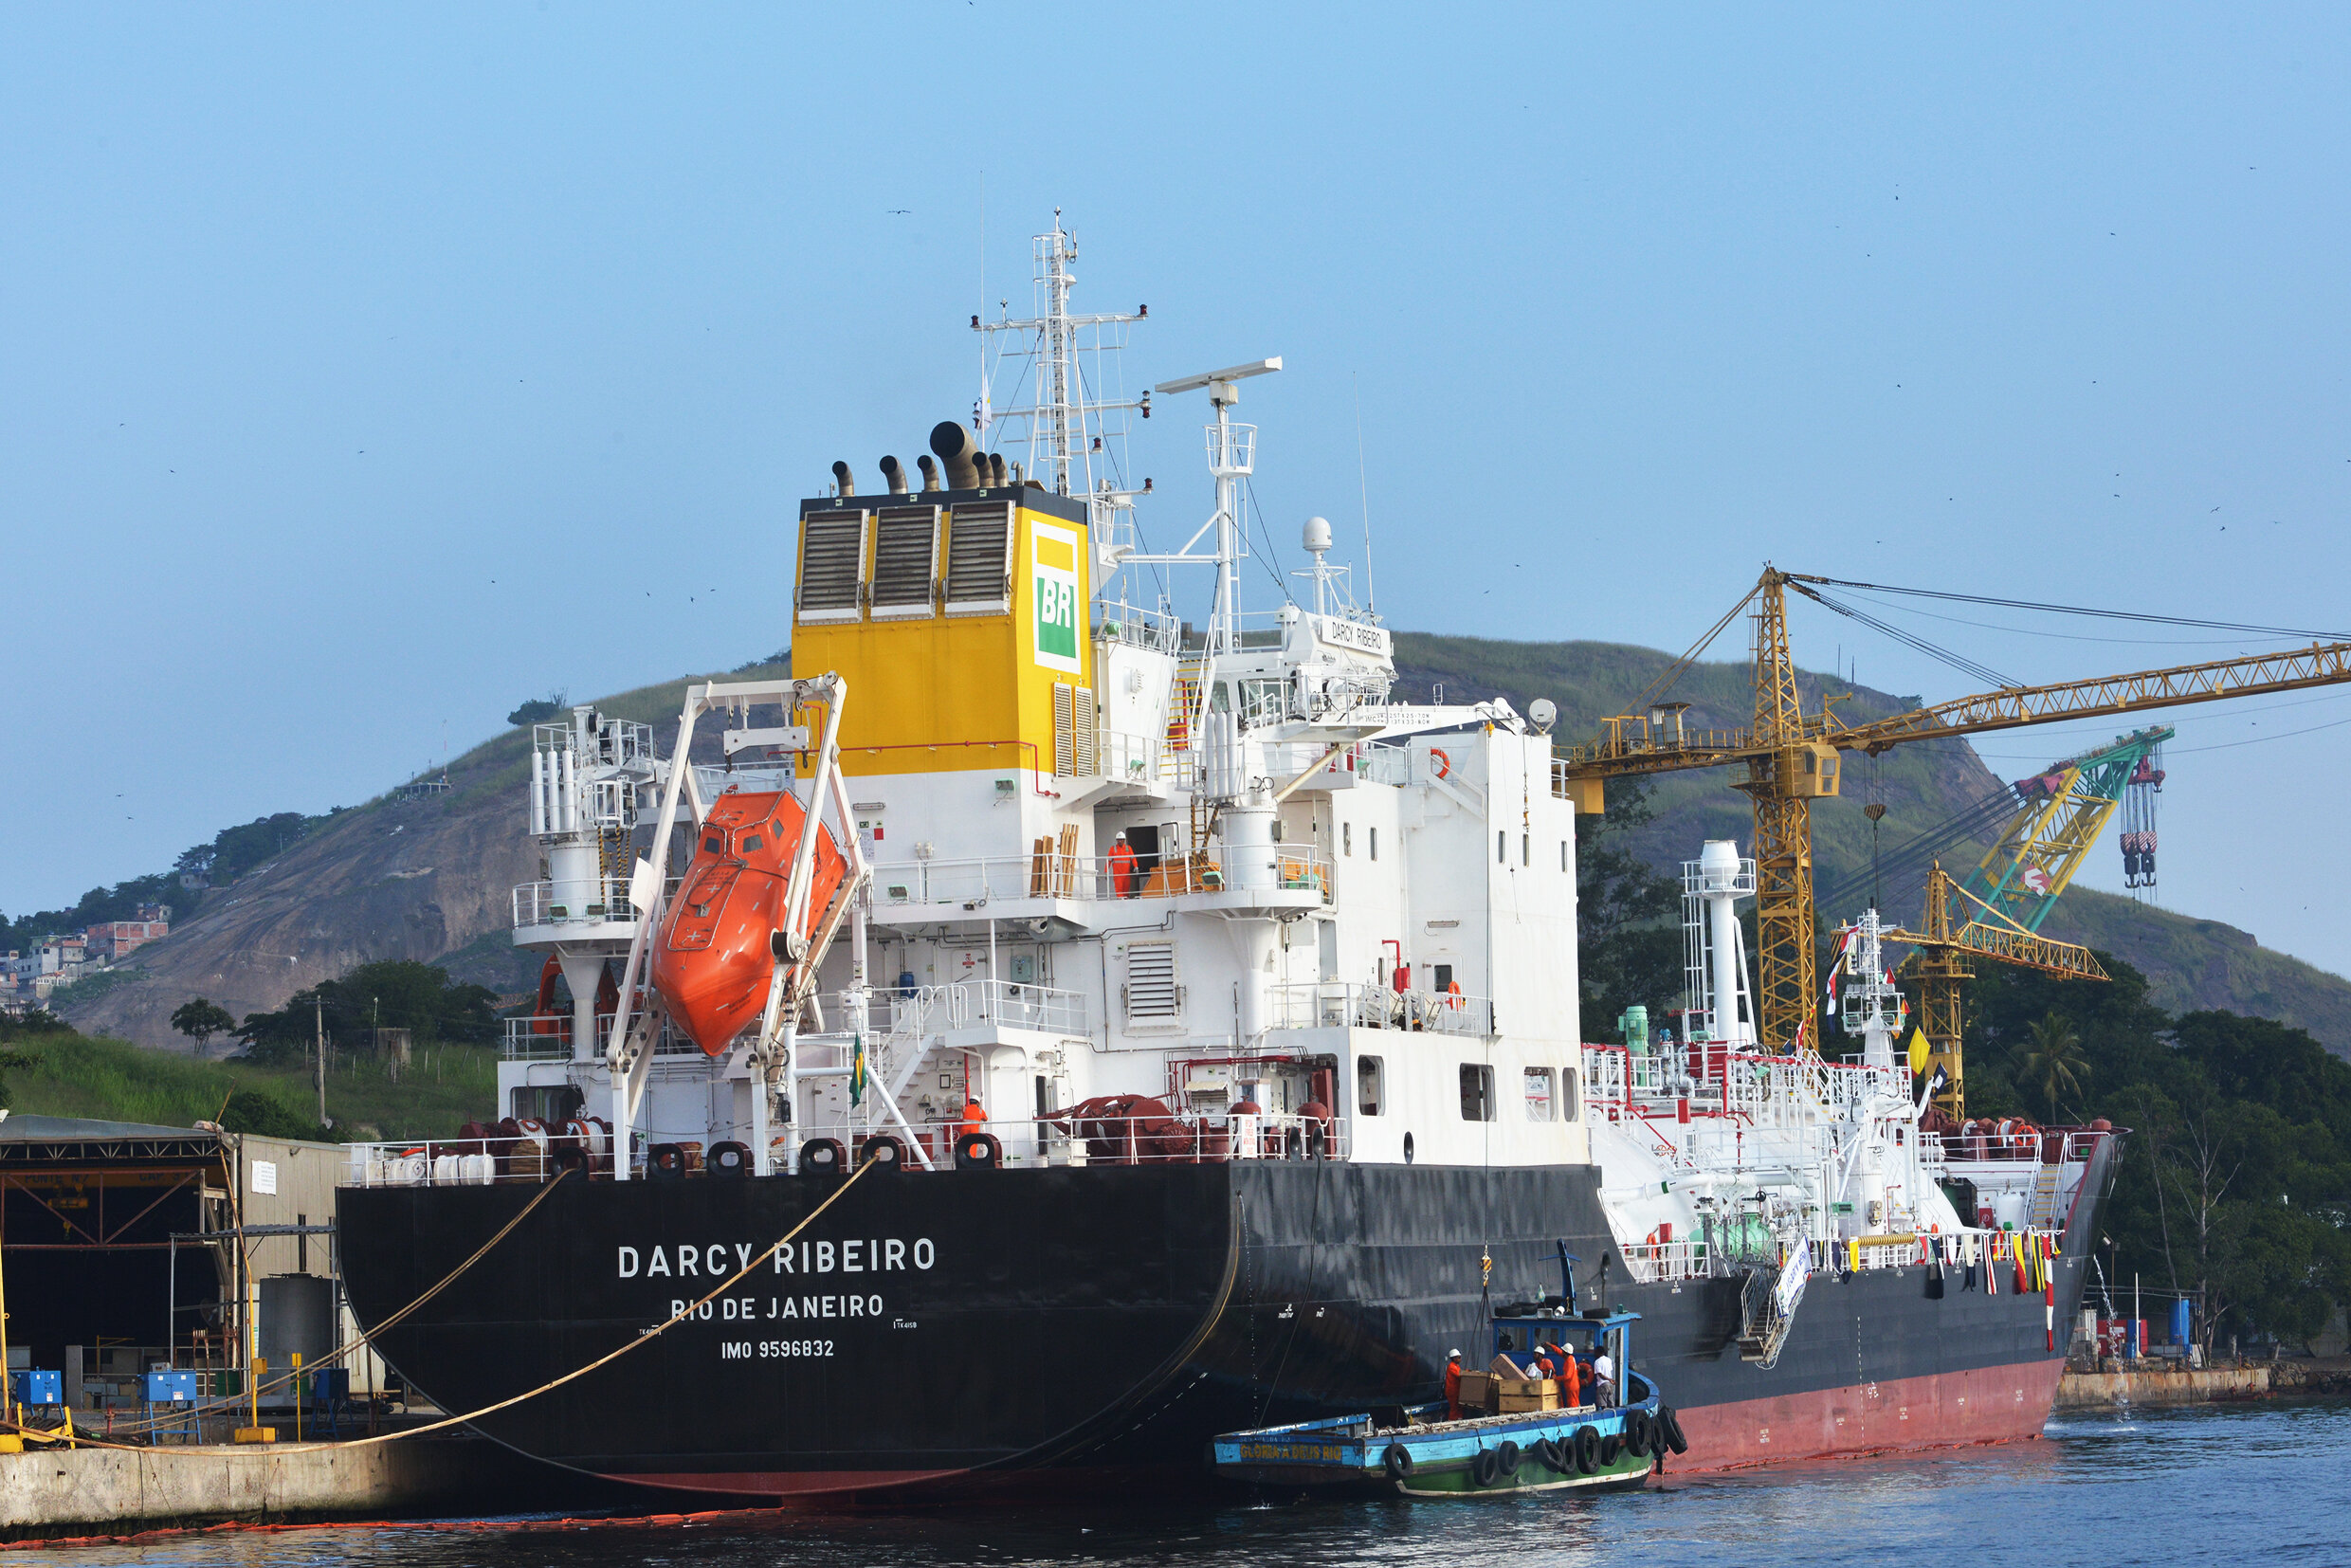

{"left": 350, "top": 221, "right": 2094, "bottom": 1355}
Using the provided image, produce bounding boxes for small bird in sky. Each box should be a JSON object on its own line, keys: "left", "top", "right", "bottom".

{"left": 887, "top": 209, "right": 912, "bottom": 215}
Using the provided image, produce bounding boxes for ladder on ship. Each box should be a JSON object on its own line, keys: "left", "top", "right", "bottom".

{"left": 1736, "top": 1265, "right": 1797, "bottom": 1369}
{"left": 2027, "top": 1160, "right": 2067, "bottom": 1230}
{"left": 1166, "top": 652, "right": 1210, "bottom": 758}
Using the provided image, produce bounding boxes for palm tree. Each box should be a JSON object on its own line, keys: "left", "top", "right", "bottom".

{"left": 2017, "top": 1012, "right": 2090, "bottom": 1121}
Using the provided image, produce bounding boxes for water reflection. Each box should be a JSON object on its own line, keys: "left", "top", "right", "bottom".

{"left": 48, "top": 1401, "right": 2351, "bottom": 1568}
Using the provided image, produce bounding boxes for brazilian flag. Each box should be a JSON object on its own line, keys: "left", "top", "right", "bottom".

{"left": 849, "top": 1032, "right": 868, "bottom": 1107}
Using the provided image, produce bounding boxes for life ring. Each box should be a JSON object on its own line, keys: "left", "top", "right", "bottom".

{"left": 1572, "top": 1425, "right": 1600, "bottom": 1473}
{"left": 1530, "top": 1436, "right": 1566, "bottom": 1473}
{"left": 1445, "top": 981, "right": 1464, "bottom": 1011}
{"left": 1493, "top": 1439, "right": 1522, "bottom": 1478}
{"left": 1430, "top": 748, "right": 1451, "bottom": 779}
{"left": 1382, "top": 1441, "right": 1413, "bottom": 1481}
{"left": 1472, "top": 1446, "right": 1503, "bottom": 1486}
{"left": 1661, "top": 1406, "right": 1689, "bottom": 1454}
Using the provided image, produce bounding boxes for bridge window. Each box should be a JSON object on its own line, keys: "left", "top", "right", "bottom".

{"left": 1357, "top": 1056, "right": 1384, "bottom": 1117}
{"left": 1524, "top": 1067, "right": 1556, "bottom": 1121}
{"left": 1459, "top": 1064, "right": 1494, "bottom": 1122}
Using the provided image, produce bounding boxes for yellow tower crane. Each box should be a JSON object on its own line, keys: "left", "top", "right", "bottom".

{"left": 1558, "top": 567, "right": 2351, "bottom": 1055}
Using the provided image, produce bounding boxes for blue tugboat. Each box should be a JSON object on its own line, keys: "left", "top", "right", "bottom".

{"left": 1211, "top": 1296, "right": 1688, "bottom": 1497}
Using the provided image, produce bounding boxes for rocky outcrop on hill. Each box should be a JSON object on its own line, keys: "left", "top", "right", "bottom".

{"left": 61, "top": 660, "right": 787, "bottom": 1052}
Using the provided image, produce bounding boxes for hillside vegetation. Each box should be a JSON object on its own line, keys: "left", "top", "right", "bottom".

{"left": 0, "top": 1021, "right": 492, "bottom": 1141}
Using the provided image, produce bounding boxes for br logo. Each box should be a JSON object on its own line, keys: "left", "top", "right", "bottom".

{"left": 1032, "top": 525, "right": 1083, "bottom": 673}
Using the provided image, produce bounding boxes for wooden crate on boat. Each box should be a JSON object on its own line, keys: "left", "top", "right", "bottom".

{"left": 1497, "top": 1377, "right": 1560, "bottom": 1413}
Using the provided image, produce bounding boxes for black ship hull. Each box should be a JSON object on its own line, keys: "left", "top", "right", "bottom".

{"left": 337, "top": 1140, "right": 2117, "bottom": 1497}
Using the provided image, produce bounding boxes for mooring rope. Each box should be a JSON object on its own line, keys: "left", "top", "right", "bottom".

{"left": 12, "top": 1156, "right": 871, "bottom": 1453}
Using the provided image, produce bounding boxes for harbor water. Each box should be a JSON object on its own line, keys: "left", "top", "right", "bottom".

{"left": 41, "top": 1399, "right": 2348, "bottom": 1567}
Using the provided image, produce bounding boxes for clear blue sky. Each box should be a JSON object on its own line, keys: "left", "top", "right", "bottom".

{"left": 8, "top": 6, "right": 2351, "bottom": 974}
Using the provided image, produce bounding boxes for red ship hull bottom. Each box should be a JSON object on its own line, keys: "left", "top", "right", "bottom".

{"left": 1669, "top": 1358, "right": 2066, "bottom": 1470}
{"left": 606, "top": 1360, "right": 2066, "bottom": 1501}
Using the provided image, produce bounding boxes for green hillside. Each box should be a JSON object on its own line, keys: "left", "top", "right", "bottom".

{"left": 0, "top": 1028, "right": 493, "bottom": 1142}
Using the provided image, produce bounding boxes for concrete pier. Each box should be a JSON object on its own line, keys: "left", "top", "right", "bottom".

{"left": 2055, "top": 1366, "right": 2270, "bottom": 1410}
{"left": 0, "top": 1435, "right": 614, "bottom": 1539}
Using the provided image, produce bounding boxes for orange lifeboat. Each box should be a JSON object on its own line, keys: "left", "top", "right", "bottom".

{"left": 649, "top": 787, "right": 847, "bottom": 1057}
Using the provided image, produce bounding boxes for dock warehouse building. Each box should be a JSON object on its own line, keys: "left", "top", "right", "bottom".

{"left": 0, "top": 1115, "right": 358, "bottom": 1416}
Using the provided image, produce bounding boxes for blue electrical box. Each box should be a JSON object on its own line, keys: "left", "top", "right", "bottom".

{"left": 143, "top": 1369, "right": 202, "bottom": 1404}
{"left": 10, "top": 1370, "right": 61, "bottom": 1406}
{"left": 307, "top": 1366, "right": 350, "bottom": 1403}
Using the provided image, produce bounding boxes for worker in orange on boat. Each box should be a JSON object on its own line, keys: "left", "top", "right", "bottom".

{"left": 1108, "top": 830, "right": 1140, "bottom": 897}
{"left": 958, "top": 1092, "right": 988, "bottom": 1141}
{"left": 1550, "top": 1344, "right": 1582, "bottom": 1406}
{"left": 1443, "top": 1349, "right": 1464, "bottom": 1419}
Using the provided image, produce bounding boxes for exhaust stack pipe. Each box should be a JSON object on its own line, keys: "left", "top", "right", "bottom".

{"left": 831, "top": 460, "right": 855, "bottom": 497}
{"left": 880, "top": 454, "right": 908, "bottom": 495}
{"left": 917, "top": 454, "right": 940, "bottom": 492}
{"left": 988, "top": 452, "right": 1009, "bottom": 487}
{"left": 930, "top": 421, "right": 982, "bottom": 489}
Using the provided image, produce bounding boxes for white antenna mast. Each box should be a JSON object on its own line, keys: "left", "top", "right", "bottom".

{"left": 974, "top": 210, "right": 1149, "bottom": 519}
{"left": 1354, "top": 373, "right": 1377, "bottom": 618}
{"left": 1136, "top": 357, "right": 1282, "bottom": 656}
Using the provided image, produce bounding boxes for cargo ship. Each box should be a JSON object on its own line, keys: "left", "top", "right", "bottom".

{"left": 335, "top": 217, "right": 2118, "bottom": 1497}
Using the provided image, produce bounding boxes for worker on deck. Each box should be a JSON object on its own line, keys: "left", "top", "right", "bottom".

{"left": 1443, "top": 1349, "right": 1464, "bottom": 1420}
{"left": 1548, "top": 1342, "right": 1581, "bottom": 1407}
{"left": 1592, "top": 1345, "right": 1615, "bottom": 1407}
{"left": 1109, "top": 830, "right": 1140, "bottom": 897}
{"left": 958, "top": 1093, "right": 988, "bottom": 1143}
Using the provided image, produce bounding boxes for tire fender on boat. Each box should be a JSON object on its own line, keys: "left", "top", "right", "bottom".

{"left": 1494, "top": 1440, "right": 1522, "bottom": 1478}
{"left": 1531, "top": 1436, "right": 1566, "bottom": 1473}
{"left": 1383, "top": 1442, "right": 1413, "bottom": 1480}
{"left": 1572, "top": 1426, "right": 1600, "bottom": 1473}
{"left": 1661, "top": 1406, "right": 1689, "bottom": 1455}
{"left": 1472, "top": 1447, "right": 1503, "bottom": 1486}
{"left": 1623, "top": 1410, "right": 1651, "bottom": 1457}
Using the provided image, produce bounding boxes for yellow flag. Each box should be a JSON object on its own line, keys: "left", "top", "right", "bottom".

{"left": 1906, "top": 1028, "right": 1932, "bottom": 1077}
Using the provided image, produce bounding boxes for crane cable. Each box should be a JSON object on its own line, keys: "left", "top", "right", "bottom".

{"left": 1621, "top": 582, "right": 1763, "bottom": 721}
{"left": 1788, "top": 575, "right": 2351, "bottom": 645}
{"left": 1784, "top": 580, "right": 2017, "bottom": 690}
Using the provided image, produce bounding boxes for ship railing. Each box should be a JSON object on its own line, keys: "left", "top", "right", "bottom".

{"left": 339, "top": 1125, "right": 616, "bottom": 1187}
{"left": 788, "top": 1109, "right": 1347, "bottom": 1170}
{"left": 501, "top": 1010, "right": 695, "bottom": 1058}
{"left": 871, "top": 845, "right": 1332, "bottom": 907}
{"left": 1093, "top": 600, "right": 1183, "bottom": 653}
{"left": 882, "top": 979, "right": 1088, "bottom": 1037}
{"left": 1269, "top": 981, "right": 1492, "bottom": 1037}
{"left": 1251, "top": 740, "right": 1411, "bottom": 790}
{"left": 1937, "top": 1123, "right": 2117, "bottom": 1164}
{"left": 511, "top": 877, "right": 638, "bottom": 928}
{"left": 501, "top": 1012, "right": 614, "bottom": 1059}
{"left": 1096, "top": 728, "right": 1162, "bottom": 785}
{"left": 1619, "top": 1239, "right": 1709, "bottom": 1284}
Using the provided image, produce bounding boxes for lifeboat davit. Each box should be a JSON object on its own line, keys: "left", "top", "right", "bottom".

{"left": 649, "top": 786, "right": 847, "bottom": 1057}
